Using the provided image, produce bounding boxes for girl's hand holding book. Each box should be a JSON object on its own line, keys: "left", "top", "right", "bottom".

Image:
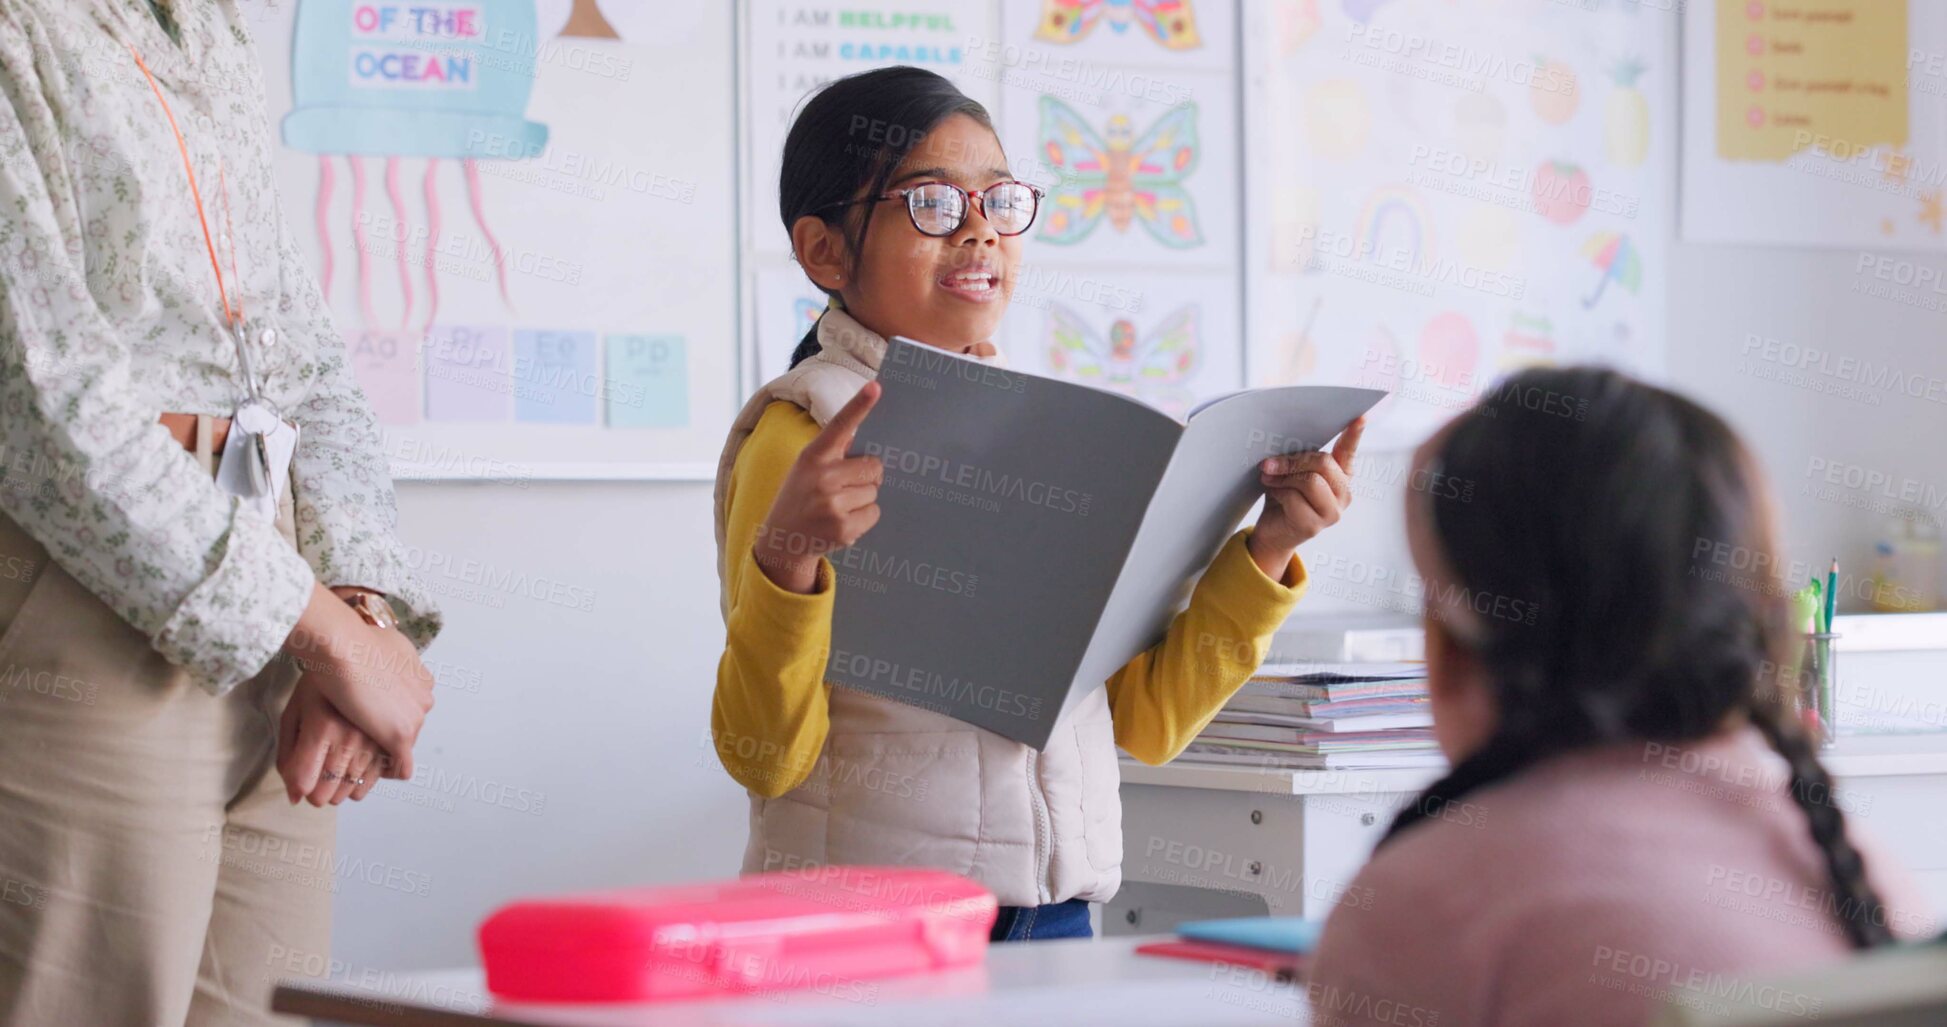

{"left": 754, "top": 383, "right": 885, "bottom": 594}
{"left": 1247, "top": 417, "right": 1366, "bottom": 579}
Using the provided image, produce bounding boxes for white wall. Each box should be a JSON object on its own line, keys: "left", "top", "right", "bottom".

{"left": 1664, "top": 243, "right": 1947, "bottom": 599}
{"left": 332, "top": 481, "right": 746, "bottom": 970}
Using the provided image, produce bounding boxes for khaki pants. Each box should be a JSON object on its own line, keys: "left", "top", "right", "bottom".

{"left": 0, "top": 417, "right": 332, "bottom": 1027}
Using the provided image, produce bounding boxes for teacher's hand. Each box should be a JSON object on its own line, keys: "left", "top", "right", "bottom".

{"left": 277, "top": 679, "right": 385, "bottom": 806}
{"left": 1247, "top": 416, "right": 1365, "bottom": 579}
{"left": 284, "top": 585, "right": 435, "bottom": 780}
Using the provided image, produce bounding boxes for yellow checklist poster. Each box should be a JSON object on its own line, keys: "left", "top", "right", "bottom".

{"left": 1715, "top": 0, "right": 1908, "bottom": 162}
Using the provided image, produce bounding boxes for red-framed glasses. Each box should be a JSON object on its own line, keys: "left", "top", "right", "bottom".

{"left": 820, "top": 180, "right": 1044, "bottom": 237}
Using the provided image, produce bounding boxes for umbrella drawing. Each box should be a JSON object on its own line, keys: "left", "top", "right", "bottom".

{"left": 1580, "top": 231, "right": 1642, "bottom": 308}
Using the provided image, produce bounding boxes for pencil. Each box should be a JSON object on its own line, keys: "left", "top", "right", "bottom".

{"left": 1824, "top": 559, "right": 1838, "bottom": 633}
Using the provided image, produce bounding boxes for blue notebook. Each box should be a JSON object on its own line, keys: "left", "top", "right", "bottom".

{"left": 1177, "top": 916, "right": 1323, "bottom": 954}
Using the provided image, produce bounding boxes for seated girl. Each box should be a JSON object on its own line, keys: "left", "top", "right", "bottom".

{"left": 1307, "top": 367, "right": 1933, "bottom": 1026}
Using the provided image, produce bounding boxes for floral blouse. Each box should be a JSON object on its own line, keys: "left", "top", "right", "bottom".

{"left": 0, "top": 0, "right": 440, "bottom": 693}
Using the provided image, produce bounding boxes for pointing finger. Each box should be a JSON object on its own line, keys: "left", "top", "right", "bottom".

{"left": 807, "top": 382, "right": 881, "bottom": 461}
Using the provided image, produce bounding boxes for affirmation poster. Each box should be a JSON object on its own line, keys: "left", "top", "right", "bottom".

{"left": 1243, "top": 0, "right": 1674, "bottom": 449}
{"left": 1681, "top": 0, "right": 1947, "bottom": 250}
{"left": 743, "top": 1, "right": 1001, "bottom": 258}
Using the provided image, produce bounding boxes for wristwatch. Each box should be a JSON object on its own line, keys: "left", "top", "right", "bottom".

{"left": 341, "top": 589, "right": 398, "bottom": 631}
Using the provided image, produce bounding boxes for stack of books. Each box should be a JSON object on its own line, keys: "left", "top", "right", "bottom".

{"left": 1180, "top": 660, "right": 1445, "bottom": 770}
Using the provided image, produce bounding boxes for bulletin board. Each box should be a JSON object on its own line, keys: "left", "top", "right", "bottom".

{"left": 249, "top": 0, "right": 1672, "bottom": 478}
{"left": 1241, "top": 0, "right": 1674, "bottom": 449}
{"left": 246, "top": 1, "right": 740, "bottom": 479}
{"left": 1680, "top": 0, "right": 1947, "bottom": 251}
{"left": 740, "top": 0, "right": 1251, "bottom": 416}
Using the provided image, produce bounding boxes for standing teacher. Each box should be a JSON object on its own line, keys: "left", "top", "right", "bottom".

{"left": 0, "top": 1, "right": 442, "bottom": 1024}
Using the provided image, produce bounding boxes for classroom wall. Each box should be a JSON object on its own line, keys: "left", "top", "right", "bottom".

{"left": 1663, "top": 243, "right": 1947, "bottom": 597}
{"left": 332, "top": 481, "right": 744, "bottom": 970}
{"left": 323, "top": 16, "right": 1946, "bottom": 974}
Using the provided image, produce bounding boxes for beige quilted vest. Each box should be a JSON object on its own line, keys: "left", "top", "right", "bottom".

{"left": 713, "top": 310, "right": 1123, "bottom": 908}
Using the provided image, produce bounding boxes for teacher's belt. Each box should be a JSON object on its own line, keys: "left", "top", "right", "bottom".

{"left": 158, "top": 412, "right": 294, "bottom": 518}
{"left": 159, "top": 412, "right": 234, "bottom": 455}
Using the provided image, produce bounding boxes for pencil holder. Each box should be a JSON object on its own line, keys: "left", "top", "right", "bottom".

{"left": 1799, "top": 632, "right": 1839, "bottom": 747}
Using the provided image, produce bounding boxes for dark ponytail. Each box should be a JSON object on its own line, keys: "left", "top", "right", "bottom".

{"left": 776, "top": 66, "right": 993, "bottom": 370}
{"left": 787, "top": 321, "right": 825, "bottom": 374}
{"left": 1381, "top": 367, "right": 1894, "bottom": 950}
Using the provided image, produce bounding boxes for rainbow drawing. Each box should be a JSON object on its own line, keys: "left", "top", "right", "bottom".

{"left": 1352, "top": 185, "right": 1433, "bottom": 267}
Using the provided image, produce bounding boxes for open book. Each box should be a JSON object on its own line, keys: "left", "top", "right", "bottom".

{"left": 827, "top": 336, "right": 1384, "bottom": 749}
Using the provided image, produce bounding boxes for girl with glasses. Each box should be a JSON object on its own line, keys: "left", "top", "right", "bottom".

{"left": 709, "top": 66, "right": 1364, "bottom": 942}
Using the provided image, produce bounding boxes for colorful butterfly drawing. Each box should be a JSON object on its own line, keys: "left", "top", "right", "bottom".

{"left": 1037, "top": 97, "right": 1203, "bottom": 248}
{"left": 1034, "top": 0, "right": 1202, "bottom": 50}
{"left": 1045, "top": 303, "right": 1201, "bottom": 415}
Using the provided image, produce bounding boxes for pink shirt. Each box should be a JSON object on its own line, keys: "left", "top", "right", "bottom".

{"left": 1307, "top": 728, "right": 1936, "bottom": 1027}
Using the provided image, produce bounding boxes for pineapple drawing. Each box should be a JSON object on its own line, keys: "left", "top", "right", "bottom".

{"left": 1605, "top": 60, "right": 1649, "bottom": 167}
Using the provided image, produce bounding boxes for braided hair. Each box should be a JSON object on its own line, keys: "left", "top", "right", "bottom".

{"left": 1381, "top": 367, "right": 1894, "bottom": 949}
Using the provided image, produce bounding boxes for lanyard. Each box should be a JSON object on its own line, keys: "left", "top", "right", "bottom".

{"left": 126, "top": 41, "right": 266, "bottom": 407}
{"left": 129, "top": 41, "right": 280, "bottom": 497}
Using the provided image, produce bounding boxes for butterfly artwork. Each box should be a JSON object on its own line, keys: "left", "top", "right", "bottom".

{"left": 1037, "top": 97, "right": 1203, "bottom": 249}
{"left": 1045, "top": 303, "right": 1202, "bottom": 415}
{"left": 1033, "top": 0, "right": 1202, "bottom": 50}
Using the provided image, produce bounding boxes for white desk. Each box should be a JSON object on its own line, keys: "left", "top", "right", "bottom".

{"left": 272, "top": 936, "right": 1309, "bottom": 1026}
{"left": 1109, "top": 733, "right": 1947, "bottom": 934}
{"left": 1108, "top": 620, "right": 1947, "bottom": 933}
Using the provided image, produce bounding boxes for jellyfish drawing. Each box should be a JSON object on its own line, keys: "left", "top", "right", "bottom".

{"left": 282, "top": 0, "right": 550, "bottom": 333}
{"left": 537, "top": 0, "right": 616, "bottom": 38}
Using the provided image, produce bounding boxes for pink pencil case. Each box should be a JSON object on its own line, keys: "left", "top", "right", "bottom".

{"left": 478, "top": 866, "right": 997, "bottom": 1003}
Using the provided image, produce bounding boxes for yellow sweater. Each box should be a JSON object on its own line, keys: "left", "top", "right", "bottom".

{"left": 713, "top": 401, "right": 1309, "bottom": 798}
